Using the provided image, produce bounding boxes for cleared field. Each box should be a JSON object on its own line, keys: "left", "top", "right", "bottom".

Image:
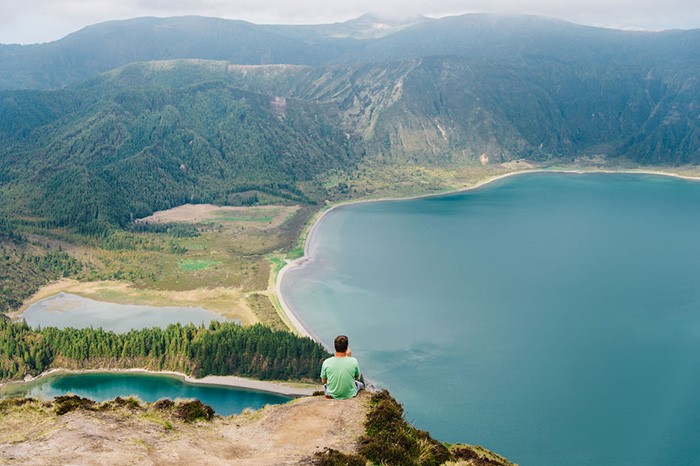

{"left": 137, "top": 204, "right": 299, "bottom": 231}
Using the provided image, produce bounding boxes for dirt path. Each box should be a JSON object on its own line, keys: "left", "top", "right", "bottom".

{"left": 0, "top": 394, "right": 369, "bottom": 465}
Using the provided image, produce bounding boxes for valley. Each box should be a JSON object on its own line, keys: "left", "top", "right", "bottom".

{"left": 1, "top": 11, "right": 699, "bottom": 464}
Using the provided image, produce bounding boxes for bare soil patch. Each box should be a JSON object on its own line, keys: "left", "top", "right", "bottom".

{"left": 0, "top": 394, "right": 369, "bottom": 465}
{"left": 500, "top": 159, "right": 535, "bottom": 170}
{"left": 137, "top": 204, "right": 299, "bottom": 231}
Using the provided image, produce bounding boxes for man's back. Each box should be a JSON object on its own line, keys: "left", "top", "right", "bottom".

{"left": 321, "top": 355, "right": 360, "bottom": 399}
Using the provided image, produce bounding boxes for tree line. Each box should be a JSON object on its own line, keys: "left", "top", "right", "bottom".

{"left": 0, "top": 319, "right": 330, "bottom": 382}
{"left": 0, "top": 82, "right": 359, "bottom": 235}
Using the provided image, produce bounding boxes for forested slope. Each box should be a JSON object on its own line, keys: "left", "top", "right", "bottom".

{"left": 0, "top": 78, "right": 361, "bottom": 234}
{"left": 0, "top": 221, "right": 83, "bottom": 312}
{"left": 0, "top": 14, "right": 699, "bottom": 234}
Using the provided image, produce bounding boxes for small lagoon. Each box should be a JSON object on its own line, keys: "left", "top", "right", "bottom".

{"left": 11, "top": 293, "right": 285, "bottom": 418}
{"left": 0, "top": 372, "right": 289, "bottom": 415}
{"left": 20, "top": 292, "right": 227, "bottom": 332}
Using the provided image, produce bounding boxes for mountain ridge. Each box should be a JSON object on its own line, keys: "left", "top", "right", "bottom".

{"left": 2, "top": 13, "right": 699, "bottom": 89}
{"left": 0, "top": 14, "right": 698, "bottom": 231}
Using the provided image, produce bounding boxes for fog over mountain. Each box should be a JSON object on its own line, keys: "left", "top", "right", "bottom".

{"left": 3, "top": 0, "right": 699, "bottom": 44}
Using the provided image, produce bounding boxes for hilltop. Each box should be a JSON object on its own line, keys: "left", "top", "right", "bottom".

{"left": 0, "top": 391, "right": 515, "bottom": 465}
{"left": 0, "top": 394, "right": 368, "bottom": 465}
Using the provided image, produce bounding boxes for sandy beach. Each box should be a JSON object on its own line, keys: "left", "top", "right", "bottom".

{"left": 274, "top": 260, "right": 317, "bottom": 341}
{"left": 2, "top": 367, "right": 321, "bottom": 398}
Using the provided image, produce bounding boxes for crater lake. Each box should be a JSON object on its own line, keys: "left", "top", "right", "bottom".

{"left": 280, "top": 172, "right": 700, "bottom": 466}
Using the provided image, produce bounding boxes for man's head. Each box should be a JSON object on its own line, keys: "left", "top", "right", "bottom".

{"left": 334, "top": 335, "right": 349, "bottom": 353}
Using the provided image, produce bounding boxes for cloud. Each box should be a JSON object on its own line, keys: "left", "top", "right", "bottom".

{"left": 0, "top": 0, "right": 698, "bottom": 44}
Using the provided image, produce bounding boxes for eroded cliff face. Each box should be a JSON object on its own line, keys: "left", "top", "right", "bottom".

{"left": 0, "top": 392, "right": 516, "bottom": 465}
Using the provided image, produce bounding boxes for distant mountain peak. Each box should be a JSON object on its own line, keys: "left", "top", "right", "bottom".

{"left": 329, "top": 12, "right": 428, "bottom": 39}
{"left": 348, "top": 12, "right": 428, "bottom": 27}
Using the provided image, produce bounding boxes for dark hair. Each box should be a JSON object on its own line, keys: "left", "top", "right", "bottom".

{"left": 334, "top": 335, "right": 349, "bottom": 353}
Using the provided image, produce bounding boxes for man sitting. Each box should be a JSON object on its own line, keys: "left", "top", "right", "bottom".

{"left": 321, "top": 335, "right": 364, "bottom": 399}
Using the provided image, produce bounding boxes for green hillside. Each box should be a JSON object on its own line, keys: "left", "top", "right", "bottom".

{"left": 0, "top": 78, "right": 360, "bottom": 233}
{"left": 0, "top": 14, "right": 699, "bottom": 233}
{"left": 73, "top": 56, "right": 700, "bottom": 165}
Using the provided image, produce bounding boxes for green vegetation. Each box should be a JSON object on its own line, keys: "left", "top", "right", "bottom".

{"left": 128, "top": 222, "right": 200, "bottom": 238}
{"left": 178, "top": 259, "right": 220, "bottom": 271}
{"left": 267, "top": 256, "right": 286, "bottom": 275}
{"left": 174, "top": 399, "right": 216, "bottom": 423}
{"left": 53, "top": 394, "right": 99, "bottom": 415}
{"left": 3, "top": 394, "right": 217, "bottom": 424}
{"left": 246, "top": 293, "right": 287, "bottom": 331}
{"left": 0, "top": 81, "right": 355, "bottom": 235}
{"left": 2, "top": 18, "right": 700, "bottom": 236}
{"left": 286, "top": 247, "right": 304, "bottom": 260}
{"left": 312, "top": 390, "right": 515, "bottom": 466}
{"left": 0, "top": 319, "right": 330, "bottom": 382}
{"left": 358, "top": 390, "right": 452, "bottom": 465}
{"left": 210, "top": 209, "right": 277, "bottom": 223}
{"left": 209, "top": 216, "right": 275, "bottom": 223}
{"left": 0, "top": 241, "right": 84, "bottom": 313}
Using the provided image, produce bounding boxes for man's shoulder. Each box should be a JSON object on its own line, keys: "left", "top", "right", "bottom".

{"left": 323, "top": 356, "right": 359, "bottom": 367}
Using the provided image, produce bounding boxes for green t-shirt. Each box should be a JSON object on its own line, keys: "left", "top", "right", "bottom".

{"left": 320, "top": 356, "right": 360, "bottom": 400}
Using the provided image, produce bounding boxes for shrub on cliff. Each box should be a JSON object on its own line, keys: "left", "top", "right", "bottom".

{"left": 357, "top": 390, "right": 452, "bottom": 466}
{"left": 175, "top": 399, "right": 215, "bottom": 422}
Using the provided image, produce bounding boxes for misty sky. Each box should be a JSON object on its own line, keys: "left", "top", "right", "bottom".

{"left": 1, "top": 0, "right": 699, "bottom": 44}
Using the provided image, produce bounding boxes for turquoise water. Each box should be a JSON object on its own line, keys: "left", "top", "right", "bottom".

{"left": 0, "top": 372, "right": 289, "bottom": 415}
{"left": 14, "top": 296, "right": 279, "bottom": 415}
{"left": 21, "top": 292, "right": 228, "bottom": 332}
{"left": 281, "top": 173, "right": 700, "bottom": 465}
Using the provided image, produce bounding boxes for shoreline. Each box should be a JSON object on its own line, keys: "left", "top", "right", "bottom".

{"left": 14, "top": 166, "right": 700, "bottom": 342}
{"left": 8, "top": 168, "right": 700, "bottom": 366}
{"left": 272, "top": 166, "right": 700, "bottom": 340}
{"left": 0, "top": 367, "right": 320, "bottom": 398}
{"left": 10, "top": 166, "right": 700, "bottom": 387}
{"left": 8, "top": 279, "right": 259, "bottom": 326}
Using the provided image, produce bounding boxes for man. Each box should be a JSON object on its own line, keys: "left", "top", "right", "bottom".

{"left": 320, "top": 335, "right": 364, "bottom": 399}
